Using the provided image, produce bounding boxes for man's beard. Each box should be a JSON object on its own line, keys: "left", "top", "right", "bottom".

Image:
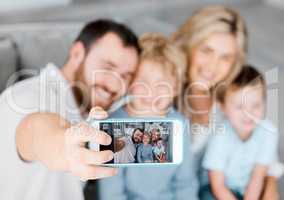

{"left": 72, "top": 71, "right": 91, "bottom": 114}
{"left": 92, "top": 85, "right": 117, "bottom": 109}
{"left": 132, "top": 136, "right": 141, "bottom": 144}
{"left": 72, "top": 65, "right": 116, "bottom": 114}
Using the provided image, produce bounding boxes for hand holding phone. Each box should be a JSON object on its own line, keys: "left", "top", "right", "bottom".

{"left": 63, "top": 107, "right": 117, "bottom": 180}
{"left": 88, "top": 118, "right": 183, "bottom": 167}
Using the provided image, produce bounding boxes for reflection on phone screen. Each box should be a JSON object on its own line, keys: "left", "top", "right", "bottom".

{"left": 99, "top": 121, "right": 173, "bottom": 164}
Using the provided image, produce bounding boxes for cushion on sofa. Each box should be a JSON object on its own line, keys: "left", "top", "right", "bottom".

{"left": 11, "top": 24, "right": 82, "bottom": 71}
{"left": 0, "top": 36, "right": 18, "bottom": 92}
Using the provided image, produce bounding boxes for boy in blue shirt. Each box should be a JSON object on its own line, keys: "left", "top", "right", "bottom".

{"left": 98, "top": 33, "right": 198, "bottom": 200}
{"left": 201, "top": 65, "right": 278, "bottom": 200}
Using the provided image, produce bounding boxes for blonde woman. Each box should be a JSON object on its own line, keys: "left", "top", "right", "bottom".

{"left": 172, "top": 5, "right": 280, "bottom": 200}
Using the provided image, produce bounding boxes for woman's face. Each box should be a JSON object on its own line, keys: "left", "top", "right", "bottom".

{"left": 151, "top": 129, "right": 161, "bottom": 143}
{"left": 189, "top": 32, "right": 237, "bottom": 89}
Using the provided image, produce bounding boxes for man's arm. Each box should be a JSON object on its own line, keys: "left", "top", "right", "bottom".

{"left": 209, "top": 170, "right": 238, "bottom": 200}
{"left": 16, "top": 112, "right": 69, "bottom": 170}
{"left": 16, "top": 107, "right": 117, "bottom": 180}
{"left": 244, "top": 165, "right": 268, "bottom": 200}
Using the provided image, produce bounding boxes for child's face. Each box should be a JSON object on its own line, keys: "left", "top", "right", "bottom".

{"left": 222, "top": 84, "right": 265, "bottom": 136}
{"left": 157, "top": 140, "right": 163, "bottom": 148}
{"left": 129, "top": 60, "right": 177, "bottom": 115}
{"left": 142, "top": 134, "right": 150, "bottom": 145}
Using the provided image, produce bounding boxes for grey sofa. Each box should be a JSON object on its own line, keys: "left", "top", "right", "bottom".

{"left": 0, "top": 0, "right": 283, "bottom": 198}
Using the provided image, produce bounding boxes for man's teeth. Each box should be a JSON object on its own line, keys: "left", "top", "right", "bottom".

{"left": 97, "top": 88, "right": 111, "bottom": 99}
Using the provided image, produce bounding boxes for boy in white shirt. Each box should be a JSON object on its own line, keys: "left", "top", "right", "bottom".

{"left": 153, "top": 138, "right": 166, "bottom": 162}
{"left": 201, "top": 65, "right": 279, "bottom": 200}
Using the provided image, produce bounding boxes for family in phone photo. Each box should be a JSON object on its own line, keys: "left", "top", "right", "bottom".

{"left": 99, "top": 122, "right": 171, "bottom": 164}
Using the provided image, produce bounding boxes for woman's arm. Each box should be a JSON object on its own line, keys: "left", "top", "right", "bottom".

{"left": 209, "top": 170, "right": 238, "bottom": 200}
{"left": 244, "top": 165, "right": 268, "bottom": 200}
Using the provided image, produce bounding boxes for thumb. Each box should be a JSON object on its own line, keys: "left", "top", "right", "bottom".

{"left": 88, "top": 107, "right": 108, "bottom": 120}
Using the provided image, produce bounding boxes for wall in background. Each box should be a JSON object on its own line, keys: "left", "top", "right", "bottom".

{"left": 265, "top": 0, "right": 284, "bottom": 9}
{"left": 0, "top": 0, "right": 71, "bottom": 11}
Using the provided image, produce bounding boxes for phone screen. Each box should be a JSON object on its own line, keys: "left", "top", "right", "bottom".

{"left": 99, "top": 121, "right": 173, "bottom": 164}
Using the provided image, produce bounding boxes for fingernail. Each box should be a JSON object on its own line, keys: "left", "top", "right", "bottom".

{"left": 89, "top": 107, "right": 102, "bottom": 117}
{"left": 89, "top": 108, "right": 96, "bottom": 116}
{"left": 107, "top": 136, "right": 112, "bottom": 144}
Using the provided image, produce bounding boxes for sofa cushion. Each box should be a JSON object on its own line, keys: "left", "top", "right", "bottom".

{"left": 10, "top": 23, "right": 83, "bottom": 71}
{"left": 0, "top": 36, "right": 17, "bottom": 92}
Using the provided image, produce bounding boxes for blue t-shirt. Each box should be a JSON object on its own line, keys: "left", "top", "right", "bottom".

{"left": 137, "top": 144, "right": 154, "bottom": 163}
{"left": 202, "top": 119, "right": 278, "bottom": 194}
{"left": 98, "top": 107, "right": 199, "bottom": 200}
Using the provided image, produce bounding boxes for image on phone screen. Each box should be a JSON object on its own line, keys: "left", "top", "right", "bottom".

{"left": 99, "top": 121, "right": 174, "bottom": 164}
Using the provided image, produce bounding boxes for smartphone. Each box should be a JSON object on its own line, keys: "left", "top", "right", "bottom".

{"left": 88, "top": 118, "right": 184, "bottom": 167}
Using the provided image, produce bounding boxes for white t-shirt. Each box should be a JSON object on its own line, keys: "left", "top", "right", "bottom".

{"left": 0, "top": 63, "right": 84, "bottom": 200}
{"left": 113, "top": 136, "right": 136, "bottom": 163}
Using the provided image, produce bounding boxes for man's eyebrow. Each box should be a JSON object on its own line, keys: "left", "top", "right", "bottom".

{"left": 222, "top": 53, "right": 235, "bottom": 58}
{"left": 203, "top": 44, "right": 213, "bottom": 51}
{"left": 103, "top": 60, "right": 116, "bottom": 68}
{"left": 125, "top": 71, "right": 135, "bottom": 77}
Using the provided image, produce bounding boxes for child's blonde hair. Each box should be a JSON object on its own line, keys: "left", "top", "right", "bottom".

{"left": 139, "top": 33, "right": 187, "bottom": 95}
{"left": 142, "top": 133, "right": 151, "bottom": 143}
